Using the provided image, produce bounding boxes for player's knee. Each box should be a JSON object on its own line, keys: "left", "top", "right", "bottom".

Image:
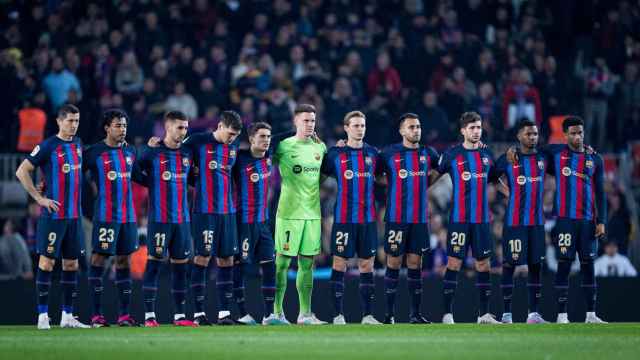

{"left": 475, "top": 258, "right": 490, "bottom": 272}
{"left": 332, "top": 256, "right": 347, "bottom": 272}
{"left": 115, "top": 256, "right": 130, "bottom": 269}
{"left": 217, "top": 256, "right": 233, "bottom": 267}
{"left": 61, "top": 259, "right": 79, "bottom": 271}
{"left": 406, "top": 254, "right": 422, "bottom": 269}
{"left": 358, "top": 258, "right": 374, "bottom": 273}
{"left": 446, "top": 257, "right": 462, "bottom": 271}
{"left": 298, "top": 255, "right": 314, "bottom": 270}
{"left": 91, "top": 253, "right": 108, "bottom": 267}
{"left": 386, "top": 256, "right": 402, "bottom": 270}
{"left": 170, "top": 258, "right": 189, "bottom": 264}
{"left": 38, "top": 256, "right": 55, "bottom": 272}
{"left": 193, "top": 255, "right": 210, "bottom": 266}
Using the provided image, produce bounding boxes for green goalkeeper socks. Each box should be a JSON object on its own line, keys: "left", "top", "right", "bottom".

{"left": 274, "top": 255, "right": 292, "bottom": 315}
{"left": 296, "top": 256, "right": 314, "bottom": 315}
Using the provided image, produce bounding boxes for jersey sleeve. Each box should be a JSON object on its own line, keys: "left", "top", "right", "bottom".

{"left": 130, "top": 146, "right": 148, "bottom": 185}
{"left": 426, "top": 146, "right": 440, "bottom": 169}
{"left": 321, "top": 148, "right": 335, "bottom": 177}
{"left": 491, "top": 154, "right": 507, "bottom": 182}
{"left": 593, "top": 154, "right": 607, "bottom": 224}
{"left": 436, "top": 149, "right": 451, "bottom": 174}
{"left": 26, "top": 140, "right": 49, "bottom": 168}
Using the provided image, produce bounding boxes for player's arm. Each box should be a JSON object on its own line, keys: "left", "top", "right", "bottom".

{"left": 430, "top": 151, "right": 451, "bottom": 186}
{"left": 15, "top": 159, "right": 60, "bottom": 212}
{"left": 131, "top": 146, "right": 150, "bottom": 187}
{"left": 594, "top": 155, "right": 607, "bottom": 238}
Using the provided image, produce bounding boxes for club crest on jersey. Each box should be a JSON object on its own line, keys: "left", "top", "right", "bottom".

{"left": 461, "top": 171, "right": 471, "bottom": 181}
{"left": 250, "top": 173, "right": 260, "bottom": 182}
{"left": 30, "top": 145, "right": 40, "bottom": 156}
{"left": 586, "top": 160, "right": 593, "bottom": 168}
{"left": 419, "top": 155, "right": 427, "bottom": 163}
{"left": 62, "top": 164, "right": 71, "bottom": 173}
{"left": 208, "top": 160, "right": 218, "bottom": 170}
{"left": 126, "top": 156, "right": 133, "bottom": 165}
{"left": 314, "top": 153, "right": 321, "bottom": 161}
{"left": 365, "top": 156, "right": 372, "bottom": 165}
{"left": 517, "top": 175, "right": 527, "bottom": 185}
{"left": 398, "top": 169, "right": 408, "bottom": 179}
{"left": 107, "top": 171, "right": 118, "bottom": 181}
{"left": 229, "top": 150, "right": 236, "bottom": 157}
{"left": 482, "top": 157, "right": 489, "bottom": 165}
{"left": 344, "top": 169, "right": 354, "bottom": 179}
{"left": 266, "top": 158, "right": 272, "bottom": 166}
{"left": 182, "top": 158, "right": 190, "bottom": 167}
{"left": 538, "top": 161, "right": 544, "bottom": 170}
{"left": 562, "top": 167, "right": 572, "bottom": 177}
{"left": 162, "top": 171, "right": 172, "bottom": 181}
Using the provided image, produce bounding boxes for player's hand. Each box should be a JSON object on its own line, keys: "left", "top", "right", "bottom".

{"left": 506, "top": 146, "right": 518, "bottom": 164}
{"left": 148, "top": 137, "right": 161, "bottom": 147}
{"left": 336, "top": 139, "right": 347, "bottom": 147}
{"left": 595, "top": 223, "right": 606, "bottom": 239}
{"left": 37, "top": 197, "right": 60, "bottom": 213}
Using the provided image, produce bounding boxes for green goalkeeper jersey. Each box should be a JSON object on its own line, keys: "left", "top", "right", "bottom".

{"left": 274, "top": 136, "right": 326, "bottom": 220}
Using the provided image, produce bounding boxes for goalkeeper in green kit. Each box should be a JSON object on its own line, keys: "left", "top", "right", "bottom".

{"left": 271, "top": 104, "right": 328, "bottom": 325}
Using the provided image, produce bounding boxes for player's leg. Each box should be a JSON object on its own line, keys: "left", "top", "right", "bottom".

{"left": 113, "top": 223, "right": 138, "bottom": 326}
{"left": 383, "top": 223, "right": 406, "bottom": 324}
{"left": 233, "top": 221, "right": 255, "bottom": 325}
{"left": 554, "top": 219, "right": 577, "bottom": 324}
{"left": 442, "top": 223, "right": 468, "bottom": 324}
{"left": 297, "top": 219, "right": 324, "bottom": 324}
{"left": 60, "top": 218, "right": 89, "bottom": 328}
{"left": 273, "top": 218, "right": 301, "bottom": 323}
{"left": 500, "top": 226, "right": 526, "bottom": 324}
{"left": 88, "top": 252, "right": 109, "bottom": 327}
{"left": 169, "top": 223, "right": 196, "bottom": 326}
{"left": 406, "top": 224, "right": 430, "bottom": 324}
{"left": 34, "top": 218, "right": 63, "bottom": 329}
{"left": 579, "top": 221, "right": 606, "bottom": 323}
{"left": 358, "top": 223, "right": 380, "bottom": 324}
{"left": 250, "top": 222, "right": 279, "bottom": 325}
{"left": 472, "top": 224, "right": 499, "bottom": 324}
{"left": 190, "top": 214, "right": 214, "bottom": 325}
{"left": 216, "top": 215, "right": 240, "bottom": 325}
{"left": 526, "top": 226, "right": 547, "bottom": 323}
{"left": 329, "top": 223, "right": 354, "bottom": 324}
{"left": 143, "top": 222, "right": 169, "bottom": 327}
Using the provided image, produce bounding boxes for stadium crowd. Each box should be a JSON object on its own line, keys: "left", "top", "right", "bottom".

{"left": 0, "top": 0, "right": 639, "bottom": 279}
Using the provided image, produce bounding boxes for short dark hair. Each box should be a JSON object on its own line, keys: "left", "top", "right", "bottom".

{"left": 515, "top": 118, "right": 536, "bottom": 133}
{"left": 562, "top": 116, "right": 584, "bottom": 132}
{"left": 459, "top": 111, "right": 482, "bottom": 129}
{"left": 57, "top": 104, "right": 79, "bottom": 119}
{"left": 102, "top": 109, "right": 128, "bottom": 130}
{"left": 248, "top": 122, "right": 272, "bottom": 137}
{"left": 219, "top": 110, "right": 243, "bottom": 130}
{"left": 397, "top": 113, "right": 419, "bottom": 129}
{"left": 343, "top": 110, "right": 366, "bottom": 126}
{"left": 164, "top": 110, "right": 188, "bottom": 122}
{"left": 294, "top": 104, "right": 316, "bottom": 115}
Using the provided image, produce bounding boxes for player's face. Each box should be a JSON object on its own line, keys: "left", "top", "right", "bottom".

{"left": 565, "top": 125, "right": 584, "bottom": 148}
{"left": 344, "top": 117, "right": 366, "bottom": 142}
{"left": 217, "top": 122, "right": 241, "bottom": 144}
{"left": 106, "top": 117, "right": 127, "bottom": 144}
{"left": 461, "top": 120, "right": 482, "bottom": 143}
{"left": 57, "top": 113, "right": 80, "bottom": 137}
{"left": 517, "top": 125, "right": 538, "bottom": 150}
{"left": 399, "top": 117, "right": 421, "bottom": 144}
{"left": 166, "top": 119, "right": 189, "bottom": 143}
{"left": 294, "top": 112, "right": 316, "bottom": 137}
{"left": 250, "top": 128, "right": 272, "bottom": 152}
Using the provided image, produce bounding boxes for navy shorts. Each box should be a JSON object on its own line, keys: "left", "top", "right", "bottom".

{"left": 192, "top": 213, "right": 238, "bottom": 258}
{"left": 447, "top": 222, "right": 492, "bottom": 260}
{"left": 236, "top": 221, "right": 275, "bottom": 264}
{"left": 553, "top": 218, "right": 597, "bottom": 261}
{"left": 501, "top": 225, "right": 545, "bottom": 265}
{"left": 331, "top": 222, "right": 378, "bottom": 259}
{"left": 92, "top": 222, "right": 138, "bottom": 256}
{"left": 147, "top": 222, "right": 192, "bottom": 260}
{"left": 37, "top": 217, "right": 85, "bottom": 259}
{"left": 384, "top": 222, "right": 429, "bottom": 256}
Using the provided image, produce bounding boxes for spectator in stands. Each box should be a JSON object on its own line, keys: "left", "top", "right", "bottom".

{"left": 415, "top": 90, "right": 450, "bottom": 143}
{"left": 0, "top": 219, "right": 33, "bottom": 280}
{"left": 594, "top": 241, "right": 637, "bottom": 277}
{"left": 165, "top": 81, "right": 198, "bottom": 119}
{"left": 616, "top": 62, "right": 640, "bottom": 147}
{"left": 42, "top": 56, "right": 82, "bottom": 110}
{"left": 367, "top": 51, "right": 402, "bottom": 101}
{"left": 115, "top": 51, "right": 144, "bottom": 95}
{"left": 607, "top": 189, "right": 632, "bottom": 255}
{"left": 472, "top": 82, "right": 501, "bottom": 141}
{"left": 502, "top": 67, "right": 543, "bottom": 131}
{"left": 580, "top": 56, "right": 616, "bottom": 151}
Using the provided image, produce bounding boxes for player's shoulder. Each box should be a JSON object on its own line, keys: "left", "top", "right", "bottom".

{"left": 363, "top": 142, "right": 380, "bottom": 154}
{"left": 381, "top": 142, "right": 401, "bottom": 155}
{"left": 443, "top": 143, "right": 463, "bottom": 157}
{"left": 480, "top": 146, "right": 495, "bottom": 158}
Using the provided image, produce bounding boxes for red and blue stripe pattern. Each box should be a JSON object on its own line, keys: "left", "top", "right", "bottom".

{"left": 237, "top": 153, "right": 271, "bottom": 223}
{"left": 94, "top": 148, "right": 136, "bottom": 223}
{"left": 446, "top": 147, "right": 493, "bottom": 224}
{"left": 150, "top": 150, "right": 191, "bottom": 223}
{"left": 195, "top": 143, "right": 236, "bottom": 214}
{"left": 332, "top": 147, "right": 377, "bottom": 224}
{"left": 383, "top": 145, "right": 435, "bottom": 224}
{"left": 504, "top": 154, "right": 545, "bottom": 226}
{"left": 47, "top": 142, "right": 82, "bottom": 219}
{"left": 553, "top": 148, "right": 597, "bottom": 221}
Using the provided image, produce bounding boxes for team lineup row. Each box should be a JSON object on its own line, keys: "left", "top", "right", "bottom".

{"left": 15, "top": 103, "right": 608, "bottom": 329}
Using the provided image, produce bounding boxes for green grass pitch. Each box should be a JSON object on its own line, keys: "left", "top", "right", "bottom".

{"left": 1, "top": 323, "right": 639, "bottom": 359}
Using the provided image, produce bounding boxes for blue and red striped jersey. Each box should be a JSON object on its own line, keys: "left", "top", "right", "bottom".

{"left": 137, "top": 143, "right": 192, "bottom": 223}
{"left": 322, "top": 144, "right": 380, "bottom": 224}
{"left": 380, "top": 143, "right": 439, "bottom": 224}
{"left": 437, "top": 145, "right": 496, "bottom": 224}
{"left": 494, "top": 152, "right": 546, "bottom": 226}
{"left": 83, "top": 142, "right": 142, "bottom": 223}
{"left": 26, "top": 136, "right": 83, "bottom": 219}
{"left": 544, "top": 144, "right": 606, "bottom": 223}
{"left": 234, "top": 149, "right": 272, "bottom": 224}
{"left": 183, "top": 133, "right": 237, "bottom": 214}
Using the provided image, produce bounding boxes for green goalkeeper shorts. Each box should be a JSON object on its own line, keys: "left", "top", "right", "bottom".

{"left": 275, "top": 218, "right": 321, "bottom": 256}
